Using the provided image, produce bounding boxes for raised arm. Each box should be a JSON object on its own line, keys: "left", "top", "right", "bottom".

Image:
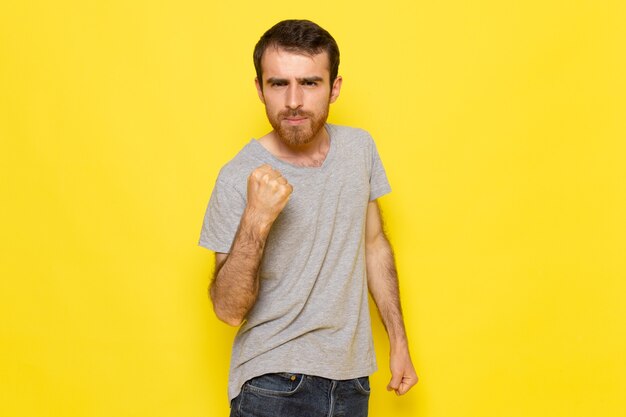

{"left": 209, "top": 164, "right": 292, "bottom": 327}
{"left": 365, "top": 200, "right": 418, "bottom": 395}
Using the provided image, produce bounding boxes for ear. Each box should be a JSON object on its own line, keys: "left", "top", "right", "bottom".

{"left": 255, "top": 77, "right": 265, "bottom": 104}
{"left": 329, "top": 75, "right": 343, "bottom": 104}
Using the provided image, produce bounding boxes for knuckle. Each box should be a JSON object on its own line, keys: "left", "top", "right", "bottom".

{"left": 250, "top": 168, "right": 264, "bottom": 179}
{"left": 253, "top": 164, "right": 271, "bottom": 176}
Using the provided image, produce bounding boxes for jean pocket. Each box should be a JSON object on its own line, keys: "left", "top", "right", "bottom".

{"left": 244, "top": 373, "right": 305, "bottom": 396}
{"left": 354, "top": 376, "right": 371, "bottom": 395}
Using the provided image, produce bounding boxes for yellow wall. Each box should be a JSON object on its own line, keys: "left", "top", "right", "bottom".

{"left": 1, "top": 1, "right": 624, "bottom": 416}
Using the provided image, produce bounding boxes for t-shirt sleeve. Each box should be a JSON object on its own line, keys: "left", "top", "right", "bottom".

{"left": 198, "top": 178, "right": 246, "bottom": 253}
{"left": 368, "top": 135, "right": 392, "bottom": 201}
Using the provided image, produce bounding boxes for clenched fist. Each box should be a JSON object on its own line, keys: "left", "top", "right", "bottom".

{"left": 246, "top": 164, "right": 293, "bottom": 225}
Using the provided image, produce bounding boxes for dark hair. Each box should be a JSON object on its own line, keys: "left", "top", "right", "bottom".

{"left": 253, "top": 20, "right": 340, "bottom": 89}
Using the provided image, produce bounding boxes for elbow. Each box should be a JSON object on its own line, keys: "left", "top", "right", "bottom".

{"left": 209, "top": 289, "right": 245, "bottom": 327}
{"left": 365, "top": 233, "right": 385, "bottom": 254}
{"left": 214, "top": 308, "right": 244, "bottom": 327}
{"left": 224, "top": 317, "right": 244, "bottom": 327}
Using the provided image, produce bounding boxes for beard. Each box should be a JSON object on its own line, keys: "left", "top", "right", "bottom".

{"left": 267, "top": 105, "right": 329, "bottom": 147}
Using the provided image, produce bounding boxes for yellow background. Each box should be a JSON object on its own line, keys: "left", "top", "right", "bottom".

{"left": 1, "top": 1, "right": 625, "bottom": 416}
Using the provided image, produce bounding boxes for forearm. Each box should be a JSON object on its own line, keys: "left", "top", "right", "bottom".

{"left": 365, "top": 200, "right": 418, "bottom": 394}
{"left": 210, "top": 207, "right": 273, "bottom": 326}
{"left": 366, "top": 234, "right": 408, "bottom": 350}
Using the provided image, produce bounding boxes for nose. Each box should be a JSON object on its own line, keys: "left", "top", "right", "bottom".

{"left": 285, "top": 83, "right": 303, "bottom": 110}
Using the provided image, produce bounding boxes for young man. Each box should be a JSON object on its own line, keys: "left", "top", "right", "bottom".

{"left": 199, "top": 19, "right": 417, "bottom": 416}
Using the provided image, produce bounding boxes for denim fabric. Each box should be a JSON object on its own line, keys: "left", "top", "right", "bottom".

{"left": 229, "top": 373, "right": 370, "bottom": 417}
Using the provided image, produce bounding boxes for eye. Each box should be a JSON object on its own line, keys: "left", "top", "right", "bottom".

{"left": 270, "top": 81, "right": 287, "bottom": 87}
{"left": 303, "top": 81, "right": 318, "bottom": 87}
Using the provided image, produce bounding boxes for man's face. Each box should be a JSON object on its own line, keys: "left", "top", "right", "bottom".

{"left": 255, "top": 47, "right": 342, "bottom": 146}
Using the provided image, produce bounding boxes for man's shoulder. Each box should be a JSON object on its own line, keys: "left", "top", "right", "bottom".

{"left": 327, "top": 124, "right": 376, "bottom": 152}
{"left": 327, "top": 123, "right": 373, "bottom": 140}
{"left": 216, "top": 140, "right": 264, "bottom": 184}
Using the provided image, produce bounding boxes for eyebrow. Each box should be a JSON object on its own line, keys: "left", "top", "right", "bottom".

{"left": 266, "top": 76, "right": 324, "bottom": 84}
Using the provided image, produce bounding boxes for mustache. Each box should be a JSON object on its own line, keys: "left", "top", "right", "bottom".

{"left": 279, "top": 110, "right": 313, "bottom": 118}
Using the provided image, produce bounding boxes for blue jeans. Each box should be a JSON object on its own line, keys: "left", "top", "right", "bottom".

{"left": 229, "top": 373, "right": 370, "bottom": 417}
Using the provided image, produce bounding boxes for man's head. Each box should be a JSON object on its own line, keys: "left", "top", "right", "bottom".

{"left": 253, "top": 20, "right": 343, "bottom": 147}
{"left": 253, "top": 19, "right": 340, "bottom": 91}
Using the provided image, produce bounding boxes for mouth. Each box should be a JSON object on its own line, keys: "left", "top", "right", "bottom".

{"left": 283, "top": 117, "right": 308, "bottom": 126}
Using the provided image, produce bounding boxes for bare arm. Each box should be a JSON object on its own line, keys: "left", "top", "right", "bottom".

{"left": 365, "top": 200, "right": 418, "bottom": 395}
{"left": 209, "top": 164, "right": 292, "bottom": 327}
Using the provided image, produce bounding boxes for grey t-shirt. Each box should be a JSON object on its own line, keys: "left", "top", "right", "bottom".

{"left": 199, "top": 123, "right": 391, "bottom": 402}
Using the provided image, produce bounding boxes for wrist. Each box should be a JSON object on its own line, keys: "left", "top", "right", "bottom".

{"left": 242, "top": 206, "right": 274, "bottom": 235}
{"left": 389, "top": 335, "right": 409, "bottom": 354}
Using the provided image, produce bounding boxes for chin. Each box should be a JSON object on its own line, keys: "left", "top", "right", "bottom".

{"left": 277, "top": 126, "right": 315, "bottom": 146}
{"left": 270, "top": 112, "right": 328, "bottom": 147}
{"left": 282, "top": 133, "right": 315, "bottom": 146}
